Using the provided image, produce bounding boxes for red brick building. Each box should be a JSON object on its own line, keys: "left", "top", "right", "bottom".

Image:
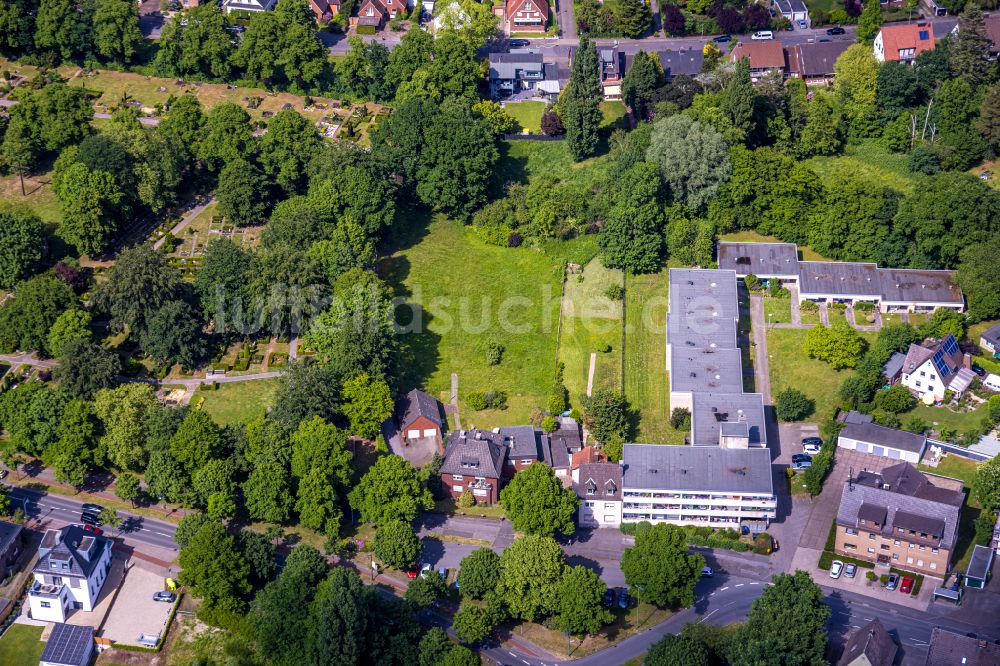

{"left": 440, "top": 430, "right": 508, "bottom": 505}
{"left": 396, "top": 388, "right": 444, "bottom": 450}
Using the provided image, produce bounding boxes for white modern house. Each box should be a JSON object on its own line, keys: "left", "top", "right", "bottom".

{"left": 837, "top": 421, "right": 927, "bottom": 464}
{"left": 899, "top": 334, "right": 975, "bottom": 402}
{"left": 28, "top": 526, "right": 113, "bottom": 623}
{"left": 620, "top": 444, "right": 776, "bottom": 530}
{"left": 575, "top": 462, "right": 622, "bottom": 527}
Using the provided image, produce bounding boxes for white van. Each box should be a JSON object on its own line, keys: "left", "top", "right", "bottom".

{"left": 751, "top": 30, "right": 774, "bottom": 40}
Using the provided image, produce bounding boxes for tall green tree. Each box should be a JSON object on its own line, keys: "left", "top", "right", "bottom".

{"left": 0, "top": 274, "right": 75, "bottom": 356}
{"left": 1, "top": 84, "right": 92, "bottom": 169}
{"left": 155, "top": 4, "right": 234, "bottom": 80}
{"left": 348, "top": 454, "right": 434, "bottom": 526}
{"left": 341, "top": 373, "right": 393, "bottom": 440}
{"left": 170, "top": 409, "right": 223, "bottom": 474}
{"left": 244, "top": 457, "right": 295, "bottom": 523}
{"left": 0, "top": 0, "right": 36, "bottom": 52}
{"left": 500, "top": 463, "right": 579, "bottom": 538}
{"left": 195, "top": 238, "right": 254, "bottom": 322}
{"left": 556, "top": 566, "right": 613, "bottom": 635}
{"left": 373, "top": 519, "right": 421, "bottom": 569}
{"left": 53, "top": 161, "right": 124, "bottom": 257}
{"left": 34, "top": 0, "right": 93, "bottom": 61}
{"left": 834, "top": 44, "right": 879, "bottom": 137}
{"left": 217, "top": 158, "right": 268, "bottom": 227}
{"left": 197, "top": 103, "right": 254, "bottom": 173}
{"left": 855, "top": 0, "right": 881, "bottom": 43}
{"left": 950, "top": 5, "right": 992, "bottom": 86}
{"left": 0, "top": 203, "right": 43, "bottom": 289}
{"left": 563, "top": 36, "right": 604, "bottom": 161}
{"left": 621, "top": 51, "right": 664, "bottom": 122}
{"left": 495, "top": 534, "right": 566, "bottom": 622}
{"left": 646, "top": 114, "right": 731, "bottom": 211}
{"left": 95, "top": 244, "right": 181, "bottom": 332}
{"left": 730, "top": 571, "right": 830, "bottom": 666}
{"left": 305, "top": 568, "right": 368, "bottom": 665}
{"left": 599, "top": 161, "right": 665, "bottom": 273}
{"left": 179, "top": 520, "right": 251, "bottom": 616}
{"left": 258, "top": 109, "right": 322, "bottom": 196}
{"left": 457, "top": 547, "right": 501, "bottom": 600}
{"left": 957, "top": 237, "right": 1000, "bottom": 323}
{"left": 54, "top": 340, "right": 121, "bottom": 400}
{"left": 621, "top": 523, "right": 704, "bottom": 608}
{"left": 93, "top": 0, "right": 142, "bottom": 63}
{"left": 723, "top": 58, "right": 756, "bottom": 138}
{"left": 139, "top": 299, "right": 207, "bottom": 370}
{"left": 94, "top": 383, "right": 157, "bottom": 470}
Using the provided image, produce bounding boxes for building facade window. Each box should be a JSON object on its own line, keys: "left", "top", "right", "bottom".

{"left": 867, "top": 547, "right": 876, "bottom": 554}
{"left": 844, "top": 543, "right": 856, "bottom": 550}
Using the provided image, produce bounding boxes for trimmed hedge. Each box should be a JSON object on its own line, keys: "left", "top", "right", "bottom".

{"left": 620, "top": 522, "right": 752, "bottom": 553}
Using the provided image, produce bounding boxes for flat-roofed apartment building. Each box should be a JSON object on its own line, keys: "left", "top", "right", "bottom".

{"left": 620, "top": 444, "right": 776, "bottom": 529}
{"left": 666, "top": 269, "right": 766, "bottom": 448}
{"left": 717, "top": 242, "right": 964, "bottom": 313}
{"left": 835, "top": 462, "right": 963, "bottom": 576}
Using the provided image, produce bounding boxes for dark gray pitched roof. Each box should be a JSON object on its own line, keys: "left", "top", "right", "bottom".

{"left": 982, "top": 322, "right": 1000, "bottom": 347}
{"left": 397, "top": 388, "right": 443, "bottom": 429}
{"left": 799, "top": 261, "right": 882, "bottom": 297}
{"left": 499, "top": 425, "right": 543, "bottom": 460}
{"left": 440, "top": 430, "right": 507, "bottom": 478}
{"left": 925, "top": 627, "right": 1000, "bottom": 665}
{"left": 839, "top": 410, "right": 874, "bottom": 425}
{"left": 576, "top": 462, "right": 622, "bottom": 501}
{"left": 838, "top": 463, "right": 962, "bottom": 549}
{"left": 838, "top": 619, "right": 897, "bottom": 666}
{"left": 791, "top": 41, "right": 852, "bottom": 77}
{"left": 621, "top": 444, "right": 773, "bottom": 495}
{"left": 548, "top": 420, "right": 582, "bottom": 469}
{"left": 882, "top": 351, "right": 906, "bottom": 381}
{"left": 34, "top": 526, "right": 111, "bottom": 579}
{"left": 0, "top": 521, "right": 22, "bottom": 553}
{"left": 839, "top": 422, "right": 926, "bottom": 454}
{"left": 40, "top": 623, "right": 93, "bottom": 666}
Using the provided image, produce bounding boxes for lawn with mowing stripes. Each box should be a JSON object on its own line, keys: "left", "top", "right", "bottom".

{"left": 0, "top": 624, "right": 45, "bottom": 666}
{"left": 558, "top": 260, "right": 623, "bottom": 401}
{"left": 624, "top": 270, "right": 684, "bottom": 444}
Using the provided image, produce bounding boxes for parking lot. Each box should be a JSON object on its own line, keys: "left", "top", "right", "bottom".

{"left": 100, "top": 561, "right": 175, "bottom": 646}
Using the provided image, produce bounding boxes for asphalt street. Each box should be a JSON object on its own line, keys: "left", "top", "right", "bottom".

{"left": 7, "top": 485, "right": 179, "bottom": 552}
{"left": 484, "top": 573, "right": 1000, "bottom": 666}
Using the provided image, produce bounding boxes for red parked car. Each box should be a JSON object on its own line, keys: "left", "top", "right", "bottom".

{"left": 900, "top": 576, "right": 914, "bottom": 594}
{"left": 83, "top": 524, "right": 103, "bottom": 536}
{"left": 406, "top": 565, "right": 419, "bottom": 579}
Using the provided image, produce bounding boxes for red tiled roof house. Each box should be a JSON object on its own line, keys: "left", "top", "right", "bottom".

{"left": 506, "top": 0, "right": 548, "bottom": 32}
{"left": 874, "top": 23, "right": 934, "bottom": 62}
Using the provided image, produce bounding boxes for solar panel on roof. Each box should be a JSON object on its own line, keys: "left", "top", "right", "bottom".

{"left": 942, "top": 334, "right": 959, "bottom": 355}
{"left": 919, "top": 30, "right": 929, "bottom": 39}
{"left": 932, "top": 349, "right": 952, "bottom": 378}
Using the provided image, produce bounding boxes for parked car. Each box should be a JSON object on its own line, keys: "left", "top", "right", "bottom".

{"left": 829, "top": 560, "right": 844, "bottom": 579}
{"left": 900, "top": 576, "right": 914, "bottom": 594}
{"left": 773, "top": 539, "right": 780, "bottom": 552}
{"left": 437, "top": 567, "right": 447, "bottom": 579}
{"left": 81, "top": 503, "right": 104, "bottom": 515}
{"left": 844, "top": 563, "right": 857, "bottom": 578}
{"left": 618, "top": 589, "right": 630, "bottom": 609}
{"left": 798, "top": 20, "right": 808, "bottom": 29}
{"left": 153, "top": 591, "right": 177, "bottom": 603}
{"left": 701, "top": 566, "right": 714, "bottom": 578}
{"left": 818, "top": 38, "right": 831, "bottom": 42}
{"left": 80, "top": 513, "right": 101, "bottom": 526}
{"left": 419, "top": 563, "right": 432, "bottom": 578}
{"left": 406, "top": 565, "right": 419, "bottom": 579}
{"left": 603, "top": 588, "right": 615, "bottom": 608}
{"left": 752, "top": 30, "right": 774, "bottom": 40}
{"left": 792, "top": 460, "right": 812, "bottom": 471}
{"left": 509, "top": 38, "right": 530, "bottom": 47}
{"left": 83, "top": 524, "right": 102, "bottom": 536}
{"left": 802, "top": 437, "right": 822, "bottom": 455}
{"left": 0, "top": 469, "right": 7, "bottom": 480}
{"left": 973, "top": 365, "right": 986, "bottom": 377}
{"left": 792, "top": 454, "right": 813, "bottom": 464}
{"left": 713, "top": 34, "right": 732, "bottom": 42}
{"left": 826, "top": 26, "right": 845, "bottom": 35}
{"left": 886, "top": 573, "right": 900, "bottom": 590}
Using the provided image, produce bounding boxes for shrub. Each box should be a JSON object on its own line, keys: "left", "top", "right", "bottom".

{"left": 866, "top": 571, "right": 877, "bottom": 581}
{"left": 744, "top": 274, "right": 760, "bottom": 291}
{"left": 548, "top": 383, "right": 569, "bottom": 414}
{"left": 775, "top": 388, "right": 814, "bottom": 421}
{"left": 541, "top": 415, "right": 558, "bottom": 432}
{"left": 584, "top": 222, "right": 600, "bottom": 235}
{"left": 879, "top": 574, "right": 889, "bottom": 585}
{"left": 466, "top": 392, "right": 487, "bottom": 411}
{"left": 669, "top": 407, "right": 691, "bottom": 430}
{"left": 752, "top": 533, "right": 773, "bottom": 555}
{"left": 507, "top": 232, "right": 524, "bottom": 247}
{"left": 803, "top": 447, "right": 834, "bottom": 496}
{"left": 482, "top": 390, "right": 507, "bottom": 410}
{"left": 604, "top": 285, "right": 623, "bottom": 301}
{"left": 599, "top": 343, "right": 612, "bottom": 353}
{"left": 457, "top": 490, "right": 476, "bottom": 509}
{"left": 541, "top": 110, "right": 565, "bottom": 136}
{"left": 485, "top": 340, "right": 505, "bottom": 366}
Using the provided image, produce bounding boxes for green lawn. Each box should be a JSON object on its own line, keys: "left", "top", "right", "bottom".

{"left": 904, "top": 403, "right": 990, "bottom": 437}
{"left": 804, "top": 139, "right": 921, "bottom": 195}
{"left": 199, "top": 377, "right": 281, "bottom": 426}
{"left": 504, "top": 101, "right": 546, "bottom": 134}
{"left": 624, "top": 270, "right": 685, "bottom": 444}
{"left": 762, "top": 296, "right": 792, "bottom": 325}
{"left": 559, "top": 260, "right": 623, "bottom": 401}
{"left": 766, "top": 328, "right": 878, "bottom": 420}
{"left": 381, "top": 214, "right": 601, "bottom": 427}
{"left": 0, "top": 624, "right": 45, "bottom": 666}
{"left": 920, "top": 455, "right": 979, "bottom": 487}
{"left": 494, "top": 139, "right": 613, "bottom": 191}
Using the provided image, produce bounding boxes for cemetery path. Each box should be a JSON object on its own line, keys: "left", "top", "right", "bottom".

{"left": 153, "top": 196, "right": 216, "bottom": 250}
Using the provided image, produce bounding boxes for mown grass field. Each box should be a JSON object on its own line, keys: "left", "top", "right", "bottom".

{"left": 624, "top": 270, "right": 685, "bottom": 444}
{"left": 199, "top": 377, "right": 281, "bottom": 426}
{"left": 762, "top": 295, "right": 792, "bottom": 324}
{"left": 504, "top": 100, "right": 546, "bottom": 134}
{"left": 804, "top": 139, "right": 920, "bottom": 195}
{"left": 0, "top": 624, "right": 45, "bottom": 666}
{"left": 559, "top": 260, "right": 623, "bottom": 401}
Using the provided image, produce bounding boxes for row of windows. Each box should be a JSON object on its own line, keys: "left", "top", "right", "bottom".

{"left": 843, "top": 543, "right": 940, "bottom": 569}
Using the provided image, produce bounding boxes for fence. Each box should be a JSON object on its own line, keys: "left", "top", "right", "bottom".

{"left": 928, "top": 438, "right": 994, "bottom": 463}
{"left": 500, "top": 133, "right": 564, "bottom": 141}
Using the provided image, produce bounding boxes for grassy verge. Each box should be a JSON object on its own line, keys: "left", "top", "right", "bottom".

{"left": 431, "top": 498, "right": 506, "bottom": 520}
{"left": 507, "top": 602, "right": 672, "bottom": 659}
{"left": 198, "top": 378, "right": 281, "bottom": 426}
{"left": 0, "top": 624, "right": 45, "bottom": 666}
{"left": 624, "top": 270, "right": 685, "bottom": 444}
{"left": 762, "top": 296, "right": 792, "bottom": 325}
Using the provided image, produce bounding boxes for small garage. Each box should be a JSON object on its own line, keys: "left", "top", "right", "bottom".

{"left": 965, "top": 545, "right": 993, "bottom": 590}
{"left": 837, "top": 422, "right": 927, "bottom": 464}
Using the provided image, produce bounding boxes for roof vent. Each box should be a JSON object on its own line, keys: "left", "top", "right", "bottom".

{"left": 650, "top": 468, "right": 658, "bottom": 474}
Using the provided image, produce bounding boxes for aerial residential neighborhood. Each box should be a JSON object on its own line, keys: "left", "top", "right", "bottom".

{"left": 2, "top": 0, "right": 1000, "bottom": 659}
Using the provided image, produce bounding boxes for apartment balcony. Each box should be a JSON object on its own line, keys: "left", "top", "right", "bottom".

{"left": 468, "top": 479, "right": 492, "bottom": 491}
{"left": 29, "top": 581, "right": 63, "bottom": 598}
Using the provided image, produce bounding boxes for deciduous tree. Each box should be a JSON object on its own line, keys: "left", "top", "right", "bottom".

{"left": 179, "top": 520, "right": 251, "bottom": 616}
{"left": 348, "top": 454, "right": 433, "bottom": 526}
{"left": 373, "top": 519, "right": 421, "bottom": 569}
{"left": 556, "top": 565, "right": 613, "bottom": 635}
{"left": 93, "top": 0, "right": 142, "bottom": 63}
{"left": 646, "top": 114, "right": 730, "bottom": 211}
{"left": 0, "top": 204, "right": 43, "bottom": 289}
{"left": 54, "top": 340, "right": 120, "bottom": 400}
{"left": 621, "top": 523, "right": 703, "bottom": 608}
{"left": 495, "top": 534, "right": 566, "bottom": 621}
{"left": 500, "top": 463, "right": 579, "bottom": 538}
{"left": 457, "top": 547, "right": 501, "bottom": 599}
{"left": 0, "top": 274, "right": 75, "bottom": 356}
{"left": 95, "top": 244, "right": 181, "bottom": 332}
{"left": 139, "top": 299, "right": 207, "bottom": 370}
{"left": 341, "top": 373, "right": 394, "bottom": 439}
{"left": 599, "top": 162, "right": 665, "bottom": 273}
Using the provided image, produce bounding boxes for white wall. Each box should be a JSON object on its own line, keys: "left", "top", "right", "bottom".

{"left": 578, "top": 500, "right": 621, "bottom": 527}
{"left": 837, "top": 435, "right": 922, "bottom": 464}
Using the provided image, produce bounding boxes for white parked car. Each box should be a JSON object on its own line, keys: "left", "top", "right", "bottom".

{"left": 752, "top": 31, "right": 774, "bottom": 40}
{"left": 829, "top": 560, "right": 844, "bottom": 579}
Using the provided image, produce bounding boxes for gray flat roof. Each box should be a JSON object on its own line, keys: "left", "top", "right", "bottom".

{"left": 667, "top": 268, "right": 740, "bottom": 349}
{"left": 717, "top": 242, "right": 799, "bottom": 278}
{"left": 622, "top": 444, "right": 774, "bottom": 494}
{"left": 839, "top": 422, "right": 926, "bottom": 454}
{"left": 983, "top": 323, "right": 1000, "bottom": 347}
{"left": 669, "top": 346, "right": 744, "bottom": 394}
{"left": 877, "top": 268, "right": 963, "bottom": 305}
{"left": 966, "top": 544, "right": 993, "bottom": 580}
{"left": 798, "top": 261, "right": 882, "bottom": 297}
{"left": 691, "top": 392, "right": 767, "bottom": 447}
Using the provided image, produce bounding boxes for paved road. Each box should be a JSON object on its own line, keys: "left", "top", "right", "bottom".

{"left": 7, "top": 485, "right": 178, "bottom": 551}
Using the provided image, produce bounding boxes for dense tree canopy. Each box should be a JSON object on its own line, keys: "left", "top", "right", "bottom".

{"left": 499, "top": 462, "right": 579, "bottom": 538}
{"left": 621, "top": 523, "right": 704, "bottom": 608}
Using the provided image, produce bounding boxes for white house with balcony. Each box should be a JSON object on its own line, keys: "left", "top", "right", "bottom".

{"left": 620, "top": 444, "right": 776, "bottom": 531}
{"left": 28, "top": 526, "right": 113, "bottom": 623}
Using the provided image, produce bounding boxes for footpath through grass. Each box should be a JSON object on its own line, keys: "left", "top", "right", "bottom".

{"left": 0, "top": 624, "right": 45, "bottom": 666}
{"left": 559, "top": 260, "right": 623, "bottom": 402}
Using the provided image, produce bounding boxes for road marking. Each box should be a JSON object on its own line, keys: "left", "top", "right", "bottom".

{"left": 851, "top": 625, "right": 860, "bottom": 629}
{"left": 708, "top": 592, "right": 715, "bottom": 597}
{"left": 697, "top": 609, "right": 719, "bottom": 624}
{"left": 863, "top": 617, "right": 873, "bottom": 621}
{"left": 735, "top": 583, "right": 744, "bottom": 587}
{"left": 749, "top": 582, "right": 759, "bottom": 585}
{"left": 522, "top": 660, "right": 530, "bottom": 665}
{"left": 509, "top": 652, "right": 517, "bottom": 658}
